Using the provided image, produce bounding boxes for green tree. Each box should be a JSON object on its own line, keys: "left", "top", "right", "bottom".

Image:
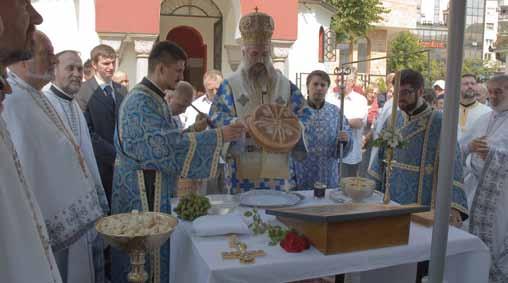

{"left": 326, "top": 0, "right": 390, "bottom": 41}
{"left": 387, "top": 32, "right": 427, "bottom": 73}
{"left": 462, "top": 58, "right": 500, "bottom": 81}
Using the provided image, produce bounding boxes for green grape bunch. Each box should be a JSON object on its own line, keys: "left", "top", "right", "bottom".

{"left": 174, "top": 193, "right": 211, "bottom": 221}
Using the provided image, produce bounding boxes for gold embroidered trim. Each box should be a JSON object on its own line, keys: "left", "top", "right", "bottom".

{"left": 136, "top": 171, "right": 149, "bottom": 212}
{"left": 209, "top": 129, "right": 223, "bottom": 178}
{"left": 0, "top": 121, "right": 59, "bottom": 282}
{"left": 417, "top": 110, "right": 435, "bottom": 204}
{"left": 431, "top": 146, "right": 440, "bottom": 209}
{"left": 453, "top": 180, "right": 464, "bottom": 189}
{"left": 181, "top": 132, "right": 197, "bottom": 178}
{"left": 391, "top": 161, "right": 420, "bottom": 172}
{"left": 451, "top": 203, "right": 468, "bottom": 216}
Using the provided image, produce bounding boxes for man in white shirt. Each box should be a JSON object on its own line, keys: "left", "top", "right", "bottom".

{"left": 181, "top": 69, "right": 223, "bottom": 129}
{"left": 327, "top": 67, "right": 368, "bottom": 177}
{"left": 458, "top": 74, "right": 491, "bottom": 140}
{"left": 76, "top": 44, "right": 128, "bottom": 205}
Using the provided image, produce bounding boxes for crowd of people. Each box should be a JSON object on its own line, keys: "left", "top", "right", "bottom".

{"left": 1, "top": 1, "right": 507, "bottom": 283}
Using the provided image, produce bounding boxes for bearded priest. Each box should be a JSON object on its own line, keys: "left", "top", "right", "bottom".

{"left": 209, "top": 11, "right": 311, "bottom": 193}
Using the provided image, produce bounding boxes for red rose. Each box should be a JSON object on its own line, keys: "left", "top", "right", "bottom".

{"left": 280, "top": 231, "right": 310, "bottom": 253}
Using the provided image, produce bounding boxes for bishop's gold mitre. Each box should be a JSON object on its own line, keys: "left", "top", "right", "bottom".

{"left": 239, "top": 11, "right": 274, "bottom": 45}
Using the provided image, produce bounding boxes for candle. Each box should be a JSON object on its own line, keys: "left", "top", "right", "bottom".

{"left": 390, "top": 71, "right": 401, "bottom": 130}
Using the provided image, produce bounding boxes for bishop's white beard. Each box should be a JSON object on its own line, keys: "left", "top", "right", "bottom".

{"left": 240, "top": 60, "right": 277, "bottom": 94}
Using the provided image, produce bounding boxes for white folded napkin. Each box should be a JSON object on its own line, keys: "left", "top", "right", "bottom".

{"left": 192, "top": 212, "right": 250, "bottom": 237}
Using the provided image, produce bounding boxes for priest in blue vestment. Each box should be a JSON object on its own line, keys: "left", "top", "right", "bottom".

{"left": 111, "top": 41, "right": 244, "bottom": 283}
{"left": 209, "top": 11, "right": 312, "bottom": 193}
{"left": 292, "top": 70, "right": 353, "bottom": 189}
{"left": 368, "top": 69, "right": 468, "bottom": 223}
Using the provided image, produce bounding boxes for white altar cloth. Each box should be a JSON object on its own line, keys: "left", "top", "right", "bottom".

{"left": 170, "top": 190, "right": 490, "bottom": 283}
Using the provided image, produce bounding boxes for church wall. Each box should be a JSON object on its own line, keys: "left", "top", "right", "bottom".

{"left": 214, "top": 0, "right": 242, "bottom": 74}
{"left": 159, "top": 16, "right": 216, "bottom": 77}
{"left": 32, "top": 0, "right": 100, "bottom": 60}
{"left": 287, "top": 4, "right": 335, "bottom": 95}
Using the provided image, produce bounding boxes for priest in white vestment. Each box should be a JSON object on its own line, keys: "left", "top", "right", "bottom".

{"left": 458, "top": 74, "right": 491, "bottom": 140}
{"left": 1, "top": 6, "right": 61, "bottom": 280}
{"left": 44, "top": 50, "right": 109, "bottom": 283}
{"left": 460, "top": 75, "right": 508, "bottom": 282}
{"left": 2, "top": 31, "right": 108, "bottom": 283}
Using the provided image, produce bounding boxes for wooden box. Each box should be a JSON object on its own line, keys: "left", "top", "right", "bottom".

{"left": 266, "top": 203, "right": 428, "bottom": 255}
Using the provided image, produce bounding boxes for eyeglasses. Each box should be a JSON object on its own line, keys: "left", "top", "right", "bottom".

{"left": 399, "top": 88, "right": 416, "bottom": 97}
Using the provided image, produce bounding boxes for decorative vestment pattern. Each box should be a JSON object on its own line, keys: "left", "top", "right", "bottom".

{"left": 469, "top": 148, "right": 508, "bottom": 282}
{"left": 112, "top": 82, "right": 223, "bottom": 283}
{"left": 292, "top": 102, "right": 353, "bottom": 189}
{"left": 210, "top": 77, "right": 311, "bottom": 193}
{"left": 368, "top": 106, "right": 468, "bottom": 214}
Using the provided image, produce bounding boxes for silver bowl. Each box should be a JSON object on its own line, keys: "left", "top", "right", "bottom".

{"left": 207, "top": 194, "right": 239, "bottom": 215}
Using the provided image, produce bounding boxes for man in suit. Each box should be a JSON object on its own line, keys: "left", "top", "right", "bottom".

{"left": 77, "top": 44, "right": 127, "bottom": 206}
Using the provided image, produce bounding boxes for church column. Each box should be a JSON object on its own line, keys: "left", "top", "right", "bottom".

{"left": 272, "top": 47, "right": 289, "bottom": 76}
{"left": 134, "top": 38, "right": 156, "bottom": 83}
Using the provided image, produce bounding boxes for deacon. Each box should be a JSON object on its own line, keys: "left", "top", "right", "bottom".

{"left": 0, "top": 2, "right": 62, "bottom": 282}
{"left": 458, "top": 74, "right": 491, "bottom": 140}
{"left": 368, "top": 69, "right": 468, "bottom": 225}
{"left": 209, "top": 11, "right": 311, "bottom": 193}
{"left": 112, "top": 40, "right": 244, "bottom": 282}
{"left": 292, "top": 70, "right": 352, "bottom": 189}
{"left": 461, "top": 75, "right": 508, "bottom": 282}
{"left": 44, "top": 50, "right": 109, "bottom": 283}
{"left": 3, "top": 31, "right": 108, "bottom": 283}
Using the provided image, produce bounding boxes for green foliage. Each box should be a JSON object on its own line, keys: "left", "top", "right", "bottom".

{"left": 462, "top": 59, "right": 500, "bottom": 81}
{"left": 387, "top": 32, "right": 427, "bottom": 73}
{"left": 244, "top": 209, "right": 289, "bottom": 245}
{"left": 326, "top": 0, "right": 390, "bottom": 40}
{"left": 375, "top": 77, "right": 387, "bottom": 93}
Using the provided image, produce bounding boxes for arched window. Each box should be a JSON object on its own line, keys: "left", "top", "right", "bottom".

{"left": 318, "top": 26, "right": 325, "bottom": 63}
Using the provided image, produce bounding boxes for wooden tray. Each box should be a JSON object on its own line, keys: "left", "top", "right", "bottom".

{"left": 266, "top": 204, "right": 429, "bottom": 254}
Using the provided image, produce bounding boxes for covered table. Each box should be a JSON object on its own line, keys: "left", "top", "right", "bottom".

{"left": 170, "top": 190, "right": 489, "bottom": 283}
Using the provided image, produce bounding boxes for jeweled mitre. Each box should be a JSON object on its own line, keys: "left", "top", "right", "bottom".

{"left": 239, "top": 11, "right": 274, "bottom": 45}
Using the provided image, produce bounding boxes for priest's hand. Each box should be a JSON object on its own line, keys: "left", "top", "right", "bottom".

{"left": 222, "top": 122, "right": 246, "bottom": 142}
{"left": 449, "top": 208, "right": 463, "bottom": 228}
{"left": 469, "top": 136, "right": 489, "bottom": 160}
{"left": 192, "top": 113, "right": 209, "bottom": 132}
{"left": 339, "top": 131, "right": 349, "bottom": 143}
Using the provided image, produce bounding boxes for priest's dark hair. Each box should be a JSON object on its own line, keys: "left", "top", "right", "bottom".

{"left": 148, "top": 41, "right": 188, "bottom": 74}
{"left": 306, "top": 70, "right": 330, "bottom": 88}
{"left": 399, "top": 69, "right": 425, "bottom": 91}
{"left": 462, "top": 73, "right": 477, "bottom": 81}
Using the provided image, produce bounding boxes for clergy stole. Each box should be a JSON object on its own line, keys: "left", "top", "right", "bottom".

{"left": 228, "top": 71, "right": 291, "bottom": 180}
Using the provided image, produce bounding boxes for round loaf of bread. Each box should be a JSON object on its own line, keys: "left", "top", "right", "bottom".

{"left": 247, "top": 104, "right": 301, "bottom": 152}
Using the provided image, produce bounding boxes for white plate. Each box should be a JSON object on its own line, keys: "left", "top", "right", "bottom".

{"left": 239, "top": 190, "right": 301, "bottom": 208}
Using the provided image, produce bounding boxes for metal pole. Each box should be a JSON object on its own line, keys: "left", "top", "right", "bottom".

{"left": 428, "top": 0, "right": 466, "bottom": 282}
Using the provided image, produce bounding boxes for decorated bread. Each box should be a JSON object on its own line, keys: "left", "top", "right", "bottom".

{"left": 247, "top": 104, "right": 301, "bottom": 152}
